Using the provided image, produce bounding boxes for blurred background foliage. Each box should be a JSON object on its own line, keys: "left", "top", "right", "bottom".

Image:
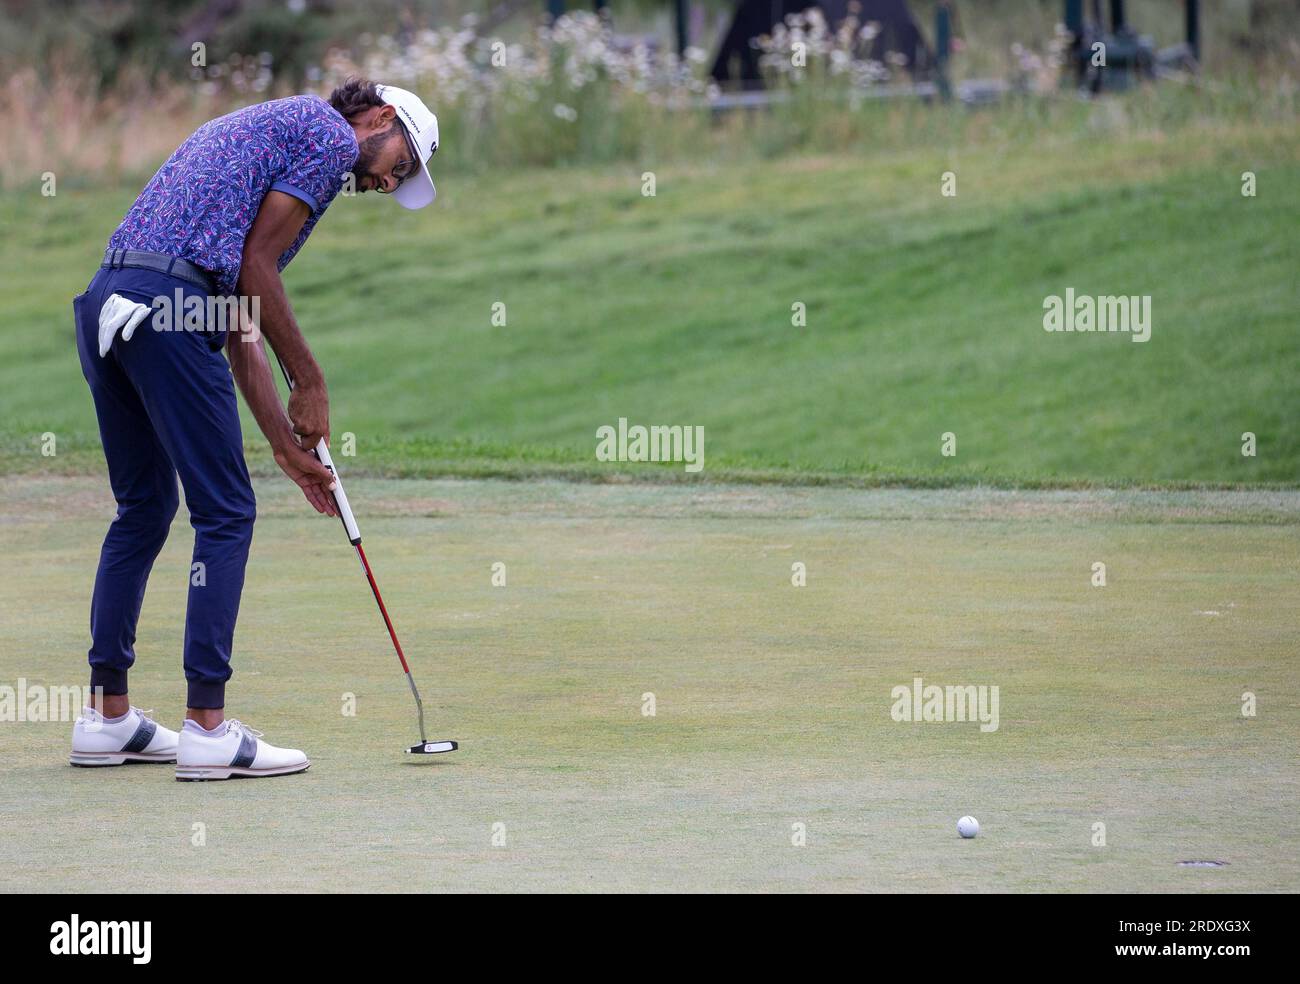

{"left": 0, "top": 2, "right": 1295, "bottom": 187}
{"left": 2, "top": 1, "right": 1296, "bottom": 90}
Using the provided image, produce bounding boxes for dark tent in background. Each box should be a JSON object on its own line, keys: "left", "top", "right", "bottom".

{"left": 709, "top": 0, "right": 931, "bottom": 88}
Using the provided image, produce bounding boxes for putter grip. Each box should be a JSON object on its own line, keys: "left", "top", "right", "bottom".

{"left": 314, "top": 438, "right": 361, "bottom": 544}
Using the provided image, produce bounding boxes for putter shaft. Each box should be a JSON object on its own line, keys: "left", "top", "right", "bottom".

{"left": 272, "top": 353, "right": 430, "bottom": 744}
{"left": 354, "top": 539, "right": 427, "bottom": 742}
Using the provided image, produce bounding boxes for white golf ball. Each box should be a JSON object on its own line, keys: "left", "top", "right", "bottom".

{"left": 957, "top": 816, "right": 980, "bottom": 839}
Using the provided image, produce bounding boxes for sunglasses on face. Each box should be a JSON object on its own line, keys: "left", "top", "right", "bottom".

{"left": 377, "top": 125, "right": 420, "bottom": 193}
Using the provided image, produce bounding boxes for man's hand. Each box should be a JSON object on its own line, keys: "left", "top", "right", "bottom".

{"left": 226, "top": 324, "right": 337, "bottom": 517}
{"left": 287, "top": 379, "right": 330, "bottom": 450}
{"left": 273, "top": 439, "right": 339, "bottom": 516}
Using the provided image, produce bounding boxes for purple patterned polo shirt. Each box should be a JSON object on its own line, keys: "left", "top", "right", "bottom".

{"left": 107, "top": 94, "right": 358, "bottom": 296}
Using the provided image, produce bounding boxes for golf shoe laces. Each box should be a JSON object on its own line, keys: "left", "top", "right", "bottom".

{"left": 224, "top": 719, "right": 264, "bottom": 739}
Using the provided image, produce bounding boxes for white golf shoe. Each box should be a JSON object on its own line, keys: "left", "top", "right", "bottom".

{"left": 70, "top": 706, "right": 178, "bottom": 766}
{"left": 175, "top": 719, "right": 310, "bottom": 781}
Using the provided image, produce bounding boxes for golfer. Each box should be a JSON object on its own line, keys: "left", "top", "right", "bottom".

{"left": 68, "top": 79, "right": 438, "bottom": 779}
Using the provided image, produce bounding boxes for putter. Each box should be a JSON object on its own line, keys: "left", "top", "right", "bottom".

{"left": 274, "top": 354, "right": 457, "bottom": 757}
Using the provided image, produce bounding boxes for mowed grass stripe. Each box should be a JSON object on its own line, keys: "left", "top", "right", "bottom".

{"left": 1, "top": 123, "right": 1295, "bottom": 483}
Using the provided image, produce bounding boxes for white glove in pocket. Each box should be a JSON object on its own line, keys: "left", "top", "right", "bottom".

{"left": 97, "top": 293, "right": 154, "bottom": 357}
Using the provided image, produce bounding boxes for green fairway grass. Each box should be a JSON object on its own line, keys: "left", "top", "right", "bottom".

{"left": 1, "top": 118, "right": 1296, "bottom": 486}
{"left": 2, "top": 476, "right": 1296, "bottom": 892}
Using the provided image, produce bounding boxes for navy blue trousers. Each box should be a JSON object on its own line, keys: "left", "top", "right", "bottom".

{"left": 74, "top": 265, "right": 255, "bottom": 709}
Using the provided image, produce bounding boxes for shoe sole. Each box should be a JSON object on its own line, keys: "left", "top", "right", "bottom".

{"left": 175, "top": 762, "right": 311, "bottom": 781}
{"left": 70, "top": 751, "right": 177, "bottom": 767}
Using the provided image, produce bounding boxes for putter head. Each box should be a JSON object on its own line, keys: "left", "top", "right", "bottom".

{"left": 406, "top": 739, "right": 458, "bottom": 755}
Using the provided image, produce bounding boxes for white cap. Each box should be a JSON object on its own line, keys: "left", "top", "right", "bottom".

{"left": 375, "top": 83, "right": 438, "bottom": 209}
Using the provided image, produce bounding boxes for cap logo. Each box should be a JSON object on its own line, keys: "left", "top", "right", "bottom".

{"left": 399, "top": 106, "right": 421, "bottom": 135}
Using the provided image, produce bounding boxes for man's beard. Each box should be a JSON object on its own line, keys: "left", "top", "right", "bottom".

{"left": 352, "top": 127, "right": 398, "bottom": 192}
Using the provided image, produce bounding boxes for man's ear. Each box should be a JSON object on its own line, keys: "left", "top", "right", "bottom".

{"left": 355, "top": 105, "right": 394, "bottom": 134}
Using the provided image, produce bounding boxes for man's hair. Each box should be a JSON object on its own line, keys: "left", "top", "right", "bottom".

{"left": 328, "top": 77, "right": 386, "bottom": 121}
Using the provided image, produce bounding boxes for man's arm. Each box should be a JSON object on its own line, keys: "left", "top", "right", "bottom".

{"left": 227, "top": 329, "right": 337, "bottom": 516}
{"left": 237, "top": 190, "right": 330, "bottom": 448}
{"left": 230, "top": 189, "right": 336, "bottom": 515}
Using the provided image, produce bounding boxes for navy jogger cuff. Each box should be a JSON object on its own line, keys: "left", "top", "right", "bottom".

{"left": 90, "top": 669, "right": 225, "bottom": 709}
{"left": 90, "top": 667, "right": 128, "bottom": 697}
{"left": 186, "top": 680, "right": 226, "bottom": 710}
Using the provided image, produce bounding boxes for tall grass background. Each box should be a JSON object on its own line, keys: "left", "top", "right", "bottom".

{"left": 1, "top": 1, "right": 1296, "bottom": 189}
